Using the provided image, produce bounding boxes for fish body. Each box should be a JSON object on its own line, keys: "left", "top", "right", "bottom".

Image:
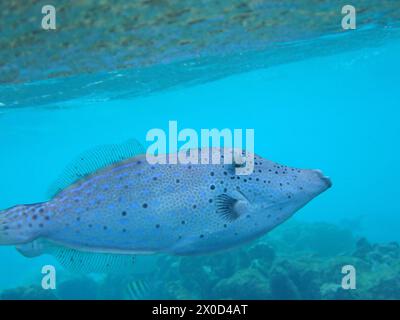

{"left": 0, "top": 147, "right": 331, "bottom": 256}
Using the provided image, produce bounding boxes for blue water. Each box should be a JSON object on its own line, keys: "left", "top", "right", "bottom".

{"left": 1, "top": 36, "right": 400, "bottom": 299}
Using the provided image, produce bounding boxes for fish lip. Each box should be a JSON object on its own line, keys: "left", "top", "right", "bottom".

{"left": 322, "top": 175, "right": 332, "bottom": 188}
{"left": 314, "top": 169, "right": 332, "bottom": 189}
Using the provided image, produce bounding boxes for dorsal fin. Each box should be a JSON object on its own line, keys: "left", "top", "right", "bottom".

{"left": 47, "top": 139, "right": 145, "bottom": 197}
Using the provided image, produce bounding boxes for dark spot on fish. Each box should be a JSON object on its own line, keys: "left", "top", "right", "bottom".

{"left": 224, "top": 188, "right": 227, "bottom": 192}
{"left": 76, "top": 217, "right": 80, "bottom": 221}
{"left": 210, "top": 172, "right": 214, "bottom": 176}
{"left": 223, "top": 171, "right": 227, "bottom": 175}
{"left": 256, "top": 178, "right": 259, "bottom": 181}
{"left": 181, "top": 220, "right": 186, "bottom": 225}
{"left": 156, "top": 224, "right": 160, "bottom": 228}
{"left": 188, "top": 165, "right": 192, "bottom": 169}
{"left": 192, "top": 205, "right": 197, "bottom": 209}
{"left": 153, "top": 177, "right": 157, "bottom": 181}
{"left": 209, "top": 199, "right": 213, "bottom": 203}
{"left": 39, "top": 223, "right": 44, "bottom": 228}
{"left": 88, "top": 224, "right": 92, "bottom": 228}
{"left": 200, "top": 234, "right": 204, "bottom": 238}
{"left": 103, "top": 226, "right": 108, "bottom": 230}
{"left": 230, "top": 176, "right": 235, "bottom": 180}
{"left": 122, "top": 211, "right": 127, "bottom": 216}
{"left": 137, "top": 161, "right": 141, "bottom": 165}
{"left": 32, "top": 215, "right": 37, "bottom": 220}
{"left": 210, "top": 185, "right": 215, "bottom": 190}
{"left": 124, "top": 185, "right": 129, "bottom": 189}
{"left": 176, "top": 179, "right": 180, "bottom": 183}
{"left": 142, "top": 203, "right": 148, "bottom": 208}
{"left": 39, "top": 208, "right": 44, "bottom": 213}
{"left": 45, "top": 216, "right": 50, "bottom": 221}
{"left": 122, "top": 228, "right": 127, "bottom": 233}
{"left": 223, "top": 224, "right": 227, "bottom": 228}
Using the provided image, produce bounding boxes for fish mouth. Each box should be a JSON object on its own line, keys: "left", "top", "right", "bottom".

{"left": 322, "top": 176, "right": 332, "bottom": 188}
{"left": 313, "top": 169, "right": 332, "bottom": 189}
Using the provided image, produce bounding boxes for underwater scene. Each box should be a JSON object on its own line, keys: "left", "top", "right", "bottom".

{"left": 1, "top": 1, "right": 400, "bottom": 300}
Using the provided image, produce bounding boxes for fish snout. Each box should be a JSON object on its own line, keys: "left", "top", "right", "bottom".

{"left": 312, "top": 169, "right": 332, "bottom": 189}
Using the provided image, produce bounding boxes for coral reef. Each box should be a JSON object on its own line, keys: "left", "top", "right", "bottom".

{"left": 3, "top": 0, "right": 399, "bottom": 85}
{"left": 0, "top": 285, "right": 58, "bottom": 300}
{"left": 56, "top": 276, "right": 99, "bottom": 300}
{"left": 2, "top": 1, "right": 399, "bottom": 108}
{"left": 153, "top": 221, "right": 400, "bottom": 300}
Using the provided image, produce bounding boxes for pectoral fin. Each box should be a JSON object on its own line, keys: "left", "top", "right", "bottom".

{"left": 215, "top": 192, "right": 249, "bottom": 222}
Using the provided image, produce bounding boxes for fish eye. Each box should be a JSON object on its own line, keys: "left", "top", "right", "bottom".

{"left": 234, "top": 160, "right": 246, "bottom": 168}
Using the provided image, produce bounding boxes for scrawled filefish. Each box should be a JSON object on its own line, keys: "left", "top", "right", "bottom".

{"left": 0, "top": 140, "right": 331, "bottom": 260}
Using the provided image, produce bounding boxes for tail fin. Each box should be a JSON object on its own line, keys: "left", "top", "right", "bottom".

{"left": 0, "top": 203, "right": 45, "bottom": 245}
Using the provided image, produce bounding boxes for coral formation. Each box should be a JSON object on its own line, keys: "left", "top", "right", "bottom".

{"left": 153, "top": 221, "right": 400, "bottom": 300}
{"left": 0, "top": 285, "right": 58, "bottom": 300}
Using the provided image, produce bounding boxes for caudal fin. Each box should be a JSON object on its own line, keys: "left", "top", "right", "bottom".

{"left": 0, "top": 203, "right": 46, "bottom": 245}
